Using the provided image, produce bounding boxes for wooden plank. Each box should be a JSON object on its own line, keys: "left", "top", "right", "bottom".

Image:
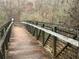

{"left": 22, "top": 22, "right": 79, "bottom": 47}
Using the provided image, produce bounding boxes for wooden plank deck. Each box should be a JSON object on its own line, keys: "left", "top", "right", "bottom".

{"left": 7, "top": 24, "right": 51, "bottom": 59}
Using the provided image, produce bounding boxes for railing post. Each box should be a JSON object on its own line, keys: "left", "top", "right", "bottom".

{"left": 1, "top": 27, "right": 6, "bottom": 38}
{"left": 42, "top": 24, "right": 45, "bottom": 46}
{"left": 0, "top": 51, "right": 3, "bottom": 59}
{"left": 37, "top": 30, "right": 41, "bottom": 40}
{"left": 36, "top": 22, "right": 38, "bottom": 37}
{"left": 3, "top": 28, "right": 6, "bottom": 34}
{"left": 1, "top": 29, "right": 4, "bottom": 37}
{"left": 2, "top": 43, "right": 5, "bottom": 59}
{"left": 5, "top": 27, "right": 11, "bottom": 50}
{"left": 77, "top": 47, "right": 79, "bottom": 59}
{"left": 33, "top": 27, "right": 35, "bottom": 36}
{"left": 53, "top": 27, "right": 57, "bottom": 58}
{"left": 33, "top": 22, "right": 37, "bottom": 36}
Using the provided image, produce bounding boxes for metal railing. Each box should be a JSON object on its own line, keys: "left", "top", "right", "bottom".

{"left": 26, "top": 20, "right": 79, "bottom": 40}
{"left": 0, "top": 20, "right": 13, "bottom": 59}
{"left": 22, "top": 21, "right": 79, "bottom": 59}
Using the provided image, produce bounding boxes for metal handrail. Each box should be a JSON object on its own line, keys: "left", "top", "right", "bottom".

{"left": 25, "top": 20, "right": 79, "bottom": 31}
{"left": 0, "top": 21, "right": 13, "bottom": 49}
{"left": 0, "top": 20, "right": 13, "bottom": 59}
{"left": 22, "top": 21, "right": 79, "bottom": 59}
{"left": 25, "top": 20, "right": 79, "bottom": 40}
{"left": 22, "top": 22, "right": 79, "bottom": 47}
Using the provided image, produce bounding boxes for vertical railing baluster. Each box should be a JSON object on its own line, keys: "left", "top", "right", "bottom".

{"left": 33, "top": 22, "right": 35, "bottom": 36}
{"left": 53, "top": 27, "right": 57, "bottom": 58}
{"left": 0, "top": 51, "right": 3, "bottom": 59}
{"left": 36, "top": 22, "right": 38, "bottom": 38}
{"left": 1, "top": 29, "right": 4, "bottom": 38}
{"left": 33, "top": 27, "right": 35, "bottom": 36}
{"left": 2, "top": 43, "right": 5, "bottom": 59}
{"left": 37, "top": 30, "right": 41, "bottom": 40}
{"left": 77, "top": 47, "right": 79, "bottom": 59}
{"left": 3, "top": 28, "right": 5, "bottom": 34}
{"left": 42, "top": 24, "right": 45, "bottom": 46}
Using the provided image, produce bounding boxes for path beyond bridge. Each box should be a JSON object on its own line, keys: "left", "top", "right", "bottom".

{"left": 8, "top": 24, "right": 51, "bottom": 59}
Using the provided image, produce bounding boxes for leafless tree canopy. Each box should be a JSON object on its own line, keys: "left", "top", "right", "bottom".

{"left": 0, "top": 0, "right": 26, "bottom": 20}
{"left": 0, "top": 0, "right": 79, "bottom": 28}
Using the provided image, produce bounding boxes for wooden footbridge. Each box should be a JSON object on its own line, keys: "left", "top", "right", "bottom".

{"left": 0, "top": 20, "right": 79, "bottom": 59}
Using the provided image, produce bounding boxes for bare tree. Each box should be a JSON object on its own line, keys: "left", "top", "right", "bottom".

{"left": 0, "top": 0, "right": 26, "bottom": 21}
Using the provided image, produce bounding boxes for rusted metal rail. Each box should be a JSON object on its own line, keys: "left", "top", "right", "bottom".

{"left": 22, "top": 21, "right": 79, "bottom": 59}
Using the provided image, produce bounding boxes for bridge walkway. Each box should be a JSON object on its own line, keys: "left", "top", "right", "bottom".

{"left": 7, "top": 24, "right": 51, "bottom": 59}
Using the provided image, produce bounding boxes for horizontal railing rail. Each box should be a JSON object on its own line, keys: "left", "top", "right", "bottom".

{"left": 22, "top": 22, "right": 79, "bottom": 47}
{"left": 22, "top": 21, "right": 79, "bottom": 59}
{"left": 26, "top": 20, "right": 79, "bottom": 41}
{"left": 0, "top": 20, "right": 13, "bottom": 59}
